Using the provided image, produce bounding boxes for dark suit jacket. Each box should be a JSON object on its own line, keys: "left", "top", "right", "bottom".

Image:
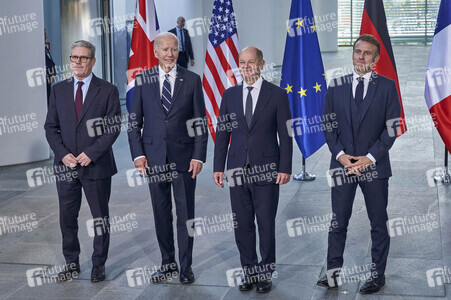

{"left": 168, "top": 27, "right": 194, "bottom": 60}
{"left": 127, "top": 66, "right": 208, "bottom": 172}
{"left": 323, "top": 72, "right": 401, "bottom": 178}
{"left": 213, "top": 80, "right": 293, "bottom": 184}
{"left": 44, "top": 74, "right": 121, "bottom": 180}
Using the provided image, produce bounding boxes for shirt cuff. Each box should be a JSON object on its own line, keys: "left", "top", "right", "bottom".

{"left": 133, "top": 155, "right": 145, "bottom": 161}
{"left": 366, "top": 153, "right": 376, "bottom": 164}
{"left": 191, "top": 159, "right": 203, "bottom": 164}
{"left": 336, "top": 150, "right": 345, "bottom": 161}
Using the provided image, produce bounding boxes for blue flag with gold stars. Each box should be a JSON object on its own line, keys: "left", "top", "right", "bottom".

{"left": 280, "top": 0, "right": 327, "bottom": 158}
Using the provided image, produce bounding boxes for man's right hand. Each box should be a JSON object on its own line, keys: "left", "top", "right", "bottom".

{"left": 62, "top": 153, "right": 78, "bottom": 168}
{"left": 134, "top": 157, "right": 149, "bottom": 176}
{"left": 213, "top": 172, "right": 224, "bottom": 188}
{"left": 337, "top": 154, "right": 353, "bottom": 167}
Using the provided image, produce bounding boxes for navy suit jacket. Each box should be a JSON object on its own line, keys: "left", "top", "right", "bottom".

{"left": 44, "top": 74, "right": 121, "bottom": 180}
{"left": 127, "top": 66, "right": 208, "bottom": 172}
{"left": 168, "top": 27, "right": 194, "bottom": 60}
{"left": 323, "top": 73, "right": 401, "bottom": 178}
{"left": 213, "top": 80, "right": 293, "bottom": 184}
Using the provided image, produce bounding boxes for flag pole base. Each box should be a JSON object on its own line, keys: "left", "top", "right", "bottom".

{"left": 434, "top": 169, "right": 451, "bottom": 184}
{"left": 293, "top": 171, "right": 316, "bottom": 181}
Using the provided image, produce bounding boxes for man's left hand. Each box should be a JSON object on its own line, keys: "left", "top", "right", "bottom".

{"left": 76, "top": 152, "right": 92, "bottom": 167}
{"left": 190, "top": 59, "right": 195, "bottom": 66}
{"left": 276, "top": 173, "right": 290, "bottom": 185}
{"left": 188, "top": 160, "right": 203, "bottom": 179}
{"left": 345, "top": 156, "right": 373, "bottom": 176}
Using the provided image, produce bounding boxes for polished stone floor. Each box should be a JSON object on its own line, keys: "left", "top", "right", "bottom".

{"left": 1, "top": 46, "right": 450, "bottom": 299}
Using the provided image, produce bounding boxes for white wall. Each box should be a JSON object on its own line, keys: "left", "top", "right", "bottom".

{"left": 0, "top": 0, "right": 49, "bottom": 166}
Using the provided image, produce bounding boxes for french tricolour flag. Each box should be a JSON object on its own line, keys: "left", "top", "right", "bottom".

{"left": 126, "top": 0, "right": 160, "bottom": 112}
{"left": 425, "top": 0, "right": 451, "bottom": 151}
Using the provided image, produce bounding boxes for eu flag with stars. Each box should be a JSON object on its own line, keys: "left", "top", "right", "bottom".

{"left": 280, "top": 0, "right": 327, "bottom": 158}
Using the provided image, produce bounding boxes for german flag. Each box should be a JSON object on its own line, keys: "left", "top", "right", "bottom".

{"left": 360, "top": 0, "right": 406, "bottom": 136}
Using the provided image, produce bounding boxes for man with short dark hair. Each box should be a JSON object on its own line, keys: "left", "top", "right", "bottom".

{"left": 45, "top": 40, "right": 121, "bottom": 283}
{"left": 316, "top": 34, "right": 401, "bottom": 294}
{"left": 169, "top": 17, "right": 194, "bottom": 68}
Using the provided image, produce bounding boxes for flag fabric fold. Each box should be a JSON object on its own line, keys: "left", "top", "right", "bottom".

{"left": 280, "top": 0, "right": 327, "bottom": 158}
{"left": 202, "top": 0, "right": 241, "bottom": 142}
{"left": 126, "top": 0, "right": 160, "bottom": 112}
{"left": 360, "top": 0, "right": 406, "bottom": 136}
{"left": 425, "top": 0, "right": 451, "bottom": 151}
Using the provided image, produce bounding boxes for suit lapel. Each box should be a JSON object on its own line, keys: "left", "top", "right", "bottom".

{"left": 64, "top": 78, "right": 78, "bottom": 125}
{"left": 343, "top": 74, "right": 353, "bottom": 127}
{"left": 359, "top": 72, "right": 378, "bottom": 123}
{"left": 249, "top": 80, "right": 271, "bottom": 131}
{"left": 168, "top": 67, "right": 184, "bottom": 116}
{"left": 234, "top": 83, "right": 246, "bottom": 129}
{"left": 77, "top": 74, "right": 100, "bottom": 126}
{"left": 146, "top": 67, "right": 165, "bottom": 114}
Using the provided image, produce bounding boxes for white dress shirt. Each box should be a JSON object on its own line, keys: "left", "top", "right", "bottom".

{"left": 158, "top": 65, "right": 176, "bottom": 97}
{"left": 352, "top": 70, "right": 372, "bottom": 99}
{"left": 336, "top": 71, "right": 376, "bottom": 164}
{"left": 242, "top": 76, "right": 263, "bottom": 115}
{"left": 73, "top": 72, "right": 93, "bottom": 102}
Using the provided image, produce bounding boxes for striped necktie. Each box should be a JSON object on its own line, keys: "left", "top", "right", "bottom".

{"left": 161, "top": 74, "right": 172, "bottom": 114}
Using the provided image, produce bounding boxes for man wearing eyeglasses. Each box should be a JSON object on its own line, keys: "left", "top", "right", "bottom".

{"left": 44, "top": 40, "right": 121, "bottom": 283}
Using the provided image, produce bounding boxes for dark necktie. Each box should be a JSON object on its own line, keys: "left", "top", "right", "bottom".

{"left": 75, "top": 81, "right": 84, "bottom": 120}
{"left": 245, "top": 86, "right": 253, "bottom": 127}
{"left": 355, "top": 77, "right": 364, "bottom": 108}
{"left": 161, "top": 74, "right": 172, "bottom": 114}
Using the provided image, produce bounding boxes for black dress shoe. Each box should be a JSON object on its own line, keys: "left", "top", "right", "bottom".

{"left": 238, "top": 275, "right": 257, "bottom": 291}
{"left": 179, "top": 267, "right": 195, "bottom": 284}
{"left": 256, "top": 279, "right": 272, "bottom": 293}
{"left": 91, "top": 266, "right": 106, "bottom": 282}
{"left": 151, "top": 264, "right": 179, "bottom": 283}
{"left": 316, "top": 274, "right": 338, "bottom": 289}
{"left": 359, "top": 275, "right": 385, "bottom": 294}
{"left": 57, "top": 263, "right": 80, "bottom": 282}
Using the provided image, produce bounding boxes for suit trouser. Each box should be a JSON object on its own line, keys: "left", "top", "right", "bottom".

{"left": 229, "top": 180, "right": 279, "bottom": 278}
{"left": 56, "top": 176, "right": 111, "bottom": 267}
{"left": 148, "top": 171, "right": 196, "bottom": 268}
{"left": 327, "top": 177, "right": 390, "bottom": 276}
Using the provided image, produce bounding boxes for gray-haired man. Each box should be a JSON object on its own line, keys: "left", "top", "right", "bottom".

{"left": 45, "top": 40, "right": 121, "bottom": 282}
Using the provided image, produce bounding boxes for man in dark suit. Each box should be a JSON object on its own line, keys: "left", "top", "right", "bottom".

{"left": 128, "top": 32, "right": 207, "bottom": 284}
{"left": 213, "top": 46, "right": 292, "bottom": 293}
{"left": 44, "top": 40, "right": 121, "bottom": 283}
{"left": 316, "top": 34, "right": 401, "bottom": 294}
{"left": 168, "top": 17, "right": 194, "bottom": 69}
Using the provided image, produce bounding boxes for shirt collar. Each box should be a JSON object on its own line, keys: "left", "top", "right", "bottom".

{"left": 159, "top": 65, "right": 177, "bottom": 79}
{"left": 243, "top": 76, "right": 263, "bottom": 91}
{"left": 353, "top": 71, "right": 372, "bottom": 82}
{"left": 73, "top": 72, "right": 93, "bottom": 86}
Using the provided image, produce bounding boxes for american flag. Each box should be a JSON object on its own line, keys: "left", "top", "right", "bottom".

{"left": 203, "top": 0, "right": 242, "bottom": 142}
{"left": 126, "top": 0, "right": 160, "bottom": 112}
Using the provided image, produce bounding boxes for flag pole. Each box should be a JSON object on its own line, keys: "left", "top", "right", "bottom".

{"left": 434, "top": 147, "right": 451, "bottom": 184}
{"left": 293, "top": 155, "right": 315, "bottom": 181}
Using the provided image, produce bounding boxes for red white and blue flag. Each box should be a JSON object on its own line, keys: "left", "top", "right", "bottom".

{"left": 425, "top": 0, "right": 451, "bottom": 151}
{"left": 126, "top": 0, "right": 160, "bottom": 111}
{"left": 203, "top": 0, "right": 242, "bottom": 142}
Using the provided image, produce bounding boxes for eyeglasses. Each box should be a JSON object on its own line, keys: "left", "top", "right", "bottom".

{"left": 70, "top": 55, "right": 92, "bottom": 63}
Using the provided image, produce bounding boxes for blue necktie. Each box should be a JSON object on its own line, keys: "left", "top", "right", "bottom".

{"left": 161, "top": 74, "right": 172, "bottom": 114}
